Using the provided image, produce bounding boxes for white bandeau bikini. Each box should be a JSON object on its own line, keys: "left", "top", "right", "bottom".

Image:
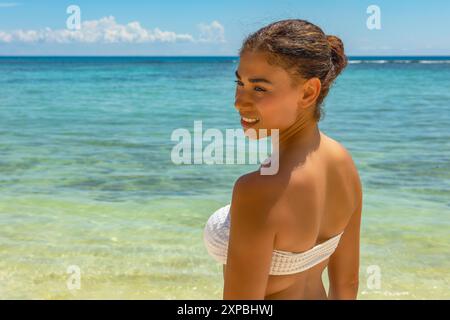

{"left": 203, "top": 204, "right": 344, "bottom": 275}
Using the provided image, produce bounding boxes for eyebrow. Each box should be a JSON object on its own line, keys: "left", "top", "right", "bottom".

{"left": 235, "top": 70, "right": 273, "bottom": 85}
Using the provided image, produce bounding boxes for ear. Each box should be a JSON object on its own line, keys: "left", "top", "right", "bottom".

{"left": 298, "top": 77, "right": 321, "bottom": 109}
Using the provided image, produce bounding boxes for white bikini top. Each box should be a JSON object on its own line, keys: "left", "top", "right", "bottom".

{"left": 203, "top": 204, "right": 344, "bottom": 275}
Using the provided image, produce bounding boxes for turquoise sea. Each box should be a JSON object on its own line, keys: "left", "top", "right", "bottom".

{"left": 0, "top": 56, "right": 449, "bottom": 299}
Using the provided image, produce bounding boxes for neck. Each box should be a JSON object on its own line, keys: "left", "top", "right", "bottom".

{"left": 271, "top": 115, "right": 319, "bottom": 157}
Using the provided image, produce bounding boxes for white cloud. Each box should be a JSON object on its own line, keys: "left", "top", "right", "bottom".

{"left": 0, "top": 17, "right": 227, "bottom": 45}
{"left": 0, "top": 16, "right": 195, "bottom": 44}
{"left": 0, "top": 2, "right": 20, "bottom": 8}
{"left": 197, "top": 20, "right": 226, "bottom": 43}
{"left": 0, "top": 31, "right": 13, "bottom": 42}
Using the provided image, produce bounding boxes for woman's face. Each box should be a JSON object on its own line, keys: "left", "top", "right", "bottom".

{"left": 234, "top": 50, "right": 306, "bottom": 138}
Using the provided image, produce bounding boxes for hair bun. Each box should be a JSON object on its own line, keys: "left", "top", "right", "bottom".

{"left": 326, "top": 35, "right": 347, "bottom": 77}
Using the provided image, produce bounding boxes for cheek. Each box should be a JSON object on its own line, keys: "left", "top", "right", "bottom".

{"left": 256, "top": 93, "right": 298, "bottom": 127}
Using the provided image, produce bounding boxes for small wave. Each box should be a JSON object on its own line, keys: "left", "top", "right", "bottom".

{"left": 418, "top": 60, "right": 450, "bottom": 64}
{"left": 391, "top": 60, "right": 414, "bottom": 63}
{"left": 349, "top": 60, "right": 388, "bottom": 64}
{"left": 349, "top": 59, "right": 450, "bottom": 64}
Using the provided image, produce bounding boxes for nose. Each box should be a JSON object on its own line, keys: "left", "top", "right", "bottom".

{"left": 234, "top": 92, "right": 252, "bottom": 112}
{"left": 233, "top": 98, "right": 241, "bottom": 111}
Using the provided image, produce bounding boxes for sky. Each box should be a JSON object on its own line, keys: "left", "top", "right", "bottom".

{"left": 0, "top": 0, "right": 449, "bottom": 56}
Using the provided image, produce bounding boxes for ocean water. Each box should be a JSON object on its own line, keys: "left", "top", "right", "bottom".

{"left": 0, "top": 56, "right": 449, "bottom": 299}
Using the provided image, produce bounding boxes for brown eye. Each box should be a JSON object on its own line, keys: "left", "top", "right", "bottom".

{"left": 254, "top": 86, "right": 267, "bottom": 92}
{"left": 234, "top": 80, "right": 266, "bottom": 92}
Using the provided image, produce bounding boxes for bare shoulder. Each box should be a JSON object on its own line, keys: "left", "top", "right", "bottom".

{"left": 233, "top": 170, "right": 280, "bottom": 197}
{"left": 322, "top": 133, "right": 362, "bottom": 203}
{"left": 232, "top": 170, "right": 281, "bottom": 208}
{"left": 230, "top": 170, "right": 284, "bottom": 228}
{"left": 322, "top": 134, "right": 359, "bottom": 177}
{"left": 322, "top": 133, "right": 356, "bottom": 164}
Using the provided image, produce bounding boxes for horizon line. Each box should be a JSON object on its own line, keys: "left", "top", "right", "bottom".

{"left": 1, "top": 54, "right": 450, "bottom": 58}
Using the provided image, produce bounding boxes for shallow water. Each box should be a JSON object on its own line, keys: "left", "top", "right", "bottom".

{"left": 0, "top": 57, "right": 449, "bottom": 299}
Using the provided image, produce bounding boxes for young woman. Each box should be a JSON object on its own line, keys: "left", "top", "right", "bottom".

{"left": 204, "top": 19, "right": 363, "bottom": 300}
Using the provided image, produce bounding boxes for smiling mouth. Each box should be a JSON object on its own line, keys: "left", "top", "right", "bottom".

{"left": 240, "top": 116, "right": 260, "bottom": 126}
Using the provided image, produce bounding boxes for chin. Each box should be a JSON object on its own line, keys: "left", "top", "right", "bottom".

{"left": 242, "top": 126, "right": 270, "bottom": 140}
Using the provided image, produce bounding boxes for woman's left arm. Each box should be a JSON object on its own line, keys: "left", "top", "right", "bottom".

{"left": 223, "top": 173, "right": 278, "bottom": 300}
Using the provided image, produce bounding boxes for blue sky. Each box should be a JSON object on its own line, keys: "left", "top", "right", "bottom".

{"left": 0, "top": 0, "right": 449, "bottom": 56}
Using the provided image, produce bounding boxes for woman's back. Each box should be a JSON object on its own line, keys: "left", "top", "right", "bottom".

{"left": 262, "top": 132, "right": 362, "bottom": 299}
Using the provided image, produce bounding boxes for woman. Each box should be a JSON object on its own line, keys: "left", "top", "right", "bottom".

{"left": 203, "top": 19, "right": 363, "bottom": 300}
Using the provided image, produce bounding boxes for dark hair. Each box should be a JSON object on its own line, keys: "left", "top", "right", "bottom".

{"left": 239, "top": 19, "right": 347, "bottom": 122}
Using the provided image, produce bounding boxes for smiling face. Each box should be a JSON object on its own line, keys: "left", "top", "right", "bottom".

{"left": 234, "top": 50, "right": 319, "bottom": 139}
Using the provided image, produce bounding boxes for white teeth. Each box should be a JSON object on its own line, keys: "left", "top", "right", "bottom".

{"left": 242, "top": 117, "right": 259, "bottom": 123}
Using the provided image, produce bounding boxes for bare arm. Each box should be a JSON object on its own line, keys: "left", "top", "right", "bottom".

{"left": 327, "top": 175, "right": 362, "bottom": 300}
{"left": 222, "top": 173, "right": 278, "bottom": 300}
